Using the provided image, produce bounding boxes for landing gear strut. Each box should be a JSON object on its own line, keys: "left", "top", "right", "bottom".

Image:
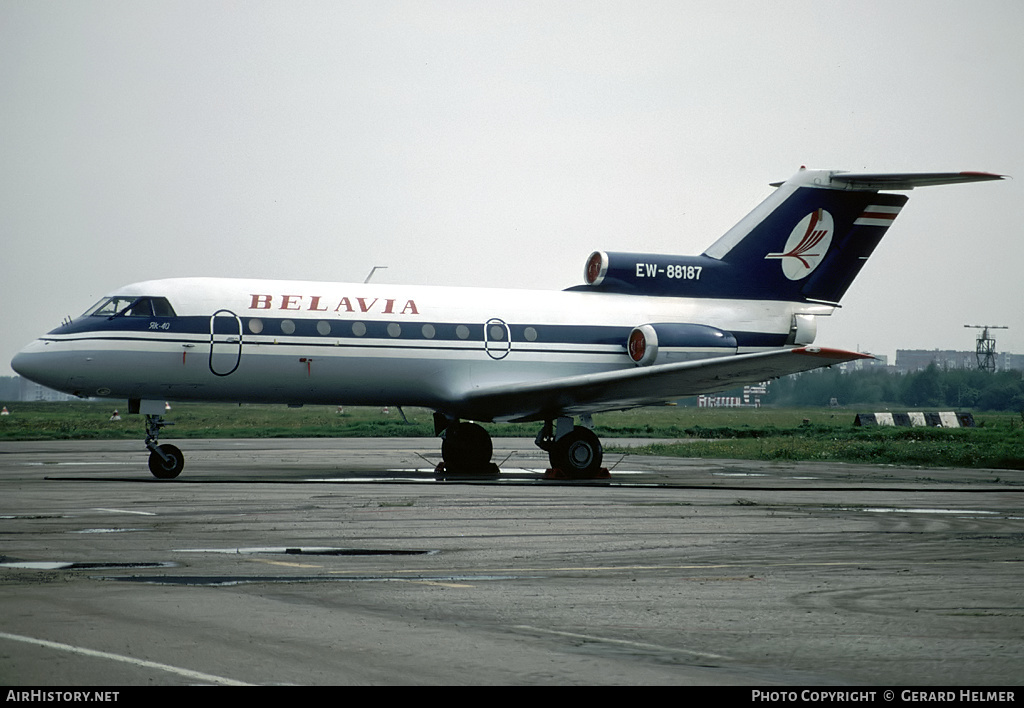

{"left": 145, "top": 414, "right": 184, "bottom": 479}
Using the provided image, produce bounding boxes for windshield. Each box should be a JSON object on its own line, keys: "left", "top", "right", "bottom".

{"left": 83, "top": 296, "right": 177, "bottom": 318}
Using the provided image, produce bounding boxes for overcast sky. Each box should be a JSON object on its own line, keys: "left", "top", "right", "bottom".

{"left": 2, "top": 0, "right": 1022, "bottom": 376}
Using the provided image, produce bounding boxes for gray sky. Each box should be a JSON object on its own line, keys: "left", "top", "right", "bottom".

{"left": 2, "top": 0, "right": 1022, "bottom": 376}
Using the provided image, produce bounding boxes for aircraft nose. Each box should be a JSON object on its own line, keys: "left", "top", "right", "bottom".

{"left": 11, "top": 340, "right": 65, "bottom": 389}
{"left": 12, "top": 346, "right": 40, "bottom": 381}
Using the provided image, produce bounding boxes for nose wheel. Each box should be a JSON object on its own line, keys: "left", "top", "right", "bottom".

{"left": 144, "top": 414, "right": 184, "bottom": 479}
{"left": 148, "top": 444, "right": 185, "bottom": 479}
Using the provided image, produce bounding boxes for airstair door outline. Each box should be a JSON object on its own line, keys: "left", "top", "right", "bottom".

{"left": 484, "top": 318, "right": 511, "bottom": 360}
{"left": 209, "top": 309, "right": 243, "bottom": 376}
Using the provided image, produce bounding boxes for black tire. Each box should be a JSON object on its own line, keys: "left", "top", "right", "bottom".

{"left": 148, "top": 444, "right": 185, "bottom": 479}
{"left": 549, "top": 426, "right": 603, "bottom": 477}
{"left": 441, "top": 422, "right": 493, "bottom": 472}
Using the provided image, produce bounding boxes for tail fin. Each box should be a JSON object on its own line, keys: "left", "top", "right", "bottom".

{"left": 579, "top": 169, "right": 1002, "bottom": 303}
{"left": 702, "top": 168, "right": 1003, "bottom": 304}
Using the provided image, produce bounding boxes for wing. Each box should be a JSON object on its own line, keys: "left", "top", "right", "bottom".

{"left": 454, "top": 346, "right": 870, "bottom": 423}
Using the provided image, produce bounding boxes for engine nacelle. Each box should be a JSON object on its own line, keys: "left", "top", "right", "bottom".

{"left": 788, "top": 313, "right": 817, "bottom": 346}
{"left": 626, "top": 323, "right": 738, "bottom": 366}
{"left": 627, "top": 325, "right": 660, "bottom": 366}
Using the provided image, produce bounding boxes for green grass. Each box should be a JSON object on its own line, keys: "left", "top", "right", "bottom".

{"left": 1, "top": 401, "right": 1022, "bottom": 470}
{"left": 0, "top": 401, "right": 438, "bottom": 441}
{"left": 614, "top": 427, "right": 1024, "bottom": 470}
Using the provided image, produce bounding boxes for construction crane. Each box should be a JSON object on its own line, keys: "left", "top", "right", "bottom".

{"left": 964, "top": 325, "right": 1009, "bottom": 373}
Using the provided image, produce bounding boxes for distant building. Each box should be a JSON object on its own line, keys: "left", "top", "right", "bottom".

{"left": 838, "top": 354, "right": 888, "bottom": 372}
{"left": 999, "top": 351, "right": 1024, "bottom": 372}
{"left": 895, "top": 349, "right": 1024, "bottom": 373}
{"left": 16, "top": 377, "right": 77, "bottom": 402}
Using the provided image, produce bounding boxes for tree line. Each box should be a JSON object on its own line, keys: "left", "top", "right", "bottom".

{"left": 766, "top": 364, "right": 1024, "bottom": 410}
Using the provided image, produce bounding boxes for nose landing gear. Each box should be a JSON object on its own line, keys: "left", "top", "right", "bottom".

{"left": 144, "top": 413, "right": 184, "bottom": 479}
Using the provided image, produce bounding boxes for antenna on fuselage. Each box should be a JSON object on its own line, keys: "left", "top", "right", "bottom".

{"left": 364, "top": 266, "right": 388, "bottom": 284}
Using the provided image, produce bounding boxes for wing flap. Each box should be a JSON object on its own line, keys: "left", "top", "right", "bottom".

{"left": 456, "top": 347, "right": 871, "bottom": 422}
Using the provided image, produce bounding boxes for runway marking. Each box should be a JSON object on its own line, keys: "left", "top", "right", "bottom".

{"left": 317, "top": 560, "right": 871, "bottom": 577}
{"left": 93, "top": 508, "right": 157, "bottom": 516}
{"left": 0, "top": 631, "right": 252, "bottom": 686}
{"left": 250, "top": 558, "right": 323, "bottom": 569}
{"left": 833, "top": 507, "right": 999, "bottom": 515}
{"left": 391, "top": 578, "right": 476, "bottom": 588}
{"left": 513, "top": 625, "right": 730, "bottom": 661}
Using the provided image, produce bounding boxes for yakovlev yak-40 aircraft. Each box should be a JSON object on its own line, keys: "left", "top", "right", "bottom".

{"left": 12, "top": 168, "right": 1003, "bottom": 479}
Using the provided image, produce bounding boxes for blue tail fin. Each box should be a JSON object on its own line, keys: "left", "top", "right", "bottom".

{"left": 580, "top": 169, "right": 1002, "bottom": 303}
{"left": 703, "top": 169, "right": 914, "bottom": 303}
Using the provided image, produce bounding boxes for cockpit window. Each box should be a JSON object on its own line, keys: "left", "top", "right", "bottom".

{"left": 124, "top": 299, "right": 156, "bottom": 317}
{"left": 84, "top": 297, "right": 135, "bottom": 317}
{"left": 83, "top": 296, "right": 177, "bottom": 318}
{"left": 150, "top": 298, "right": 176, "bottom": 317}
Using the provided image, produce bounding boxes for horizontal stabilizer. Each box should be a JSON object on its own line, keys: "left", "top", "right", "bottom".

{"left": 771, "top": 171, "right": 1005, "bottom": 191}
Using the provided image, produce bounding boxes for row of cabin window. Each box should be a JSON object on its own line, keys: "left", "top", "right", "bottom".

{"left": 246, "top": 318, "right": 539, "bottom": 342}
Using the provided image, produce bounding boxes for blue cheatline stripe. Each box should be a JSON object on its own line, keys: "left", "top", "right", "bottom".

{"left": 46, "top": 315, "right": 787, "bottom": 350}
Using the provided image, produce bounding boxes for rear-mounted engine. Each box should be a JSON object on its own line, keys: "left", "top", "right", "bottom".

{"left": 626, "top": 323, "right": 738, "bottom": 366}
{"left": 584, "top": 250, "right": 719, "bottom": 295}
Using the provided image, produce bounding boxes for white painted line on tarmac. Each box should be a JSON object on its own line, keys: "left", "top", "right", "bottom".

{"left": 0, "top": 631, "right": 253, "bottom": 686}
{"left": 513, "top": 625, "right": 731, "bottom": 661}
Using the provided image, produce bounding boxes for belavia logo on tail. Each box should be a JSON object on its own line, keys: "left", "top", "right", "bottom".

{"left": 765, "top": 209, "right": 834, "bottom": 280}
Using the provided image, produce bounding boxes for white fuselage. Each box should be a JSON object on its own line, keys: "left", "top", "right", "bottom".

{"left": 13, "top": 276, "right": 829, "bottom": 420}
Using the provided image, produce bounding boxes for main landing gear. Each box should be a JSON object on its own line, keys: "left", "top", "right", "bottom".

{"left": 535, "top": 418, "right": 607, "bottom": 479}
{"left": 144, "top": 413, "right": 184, "bottom": 480}
{"left": 435, "top": 413, "right": 607, "bottom": 479}
{"left": 439, "top": 420, "right": 499, "bottom": 476}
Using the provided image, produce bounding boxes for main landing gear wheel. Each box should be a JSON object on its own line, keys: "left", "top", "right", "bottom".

{"left": 148, "top": 443, "right": 185, "bottom": 480}
{"left": 440, "top": 422, "right": 498, "bottom": 475}
{"left": 548, "top": 426, "right": 606, "bottom": 479}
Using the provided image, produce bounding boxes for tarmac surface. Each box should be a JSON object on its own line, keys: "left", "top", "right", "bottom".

{"left": 1, "top": 437, "right": 1022, "bottom": 686}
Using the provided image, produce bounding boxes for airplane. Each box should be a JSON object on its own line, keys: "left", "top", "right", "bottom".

{"left": 11, "top": 167, "right": 1003, "bottom": 480}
